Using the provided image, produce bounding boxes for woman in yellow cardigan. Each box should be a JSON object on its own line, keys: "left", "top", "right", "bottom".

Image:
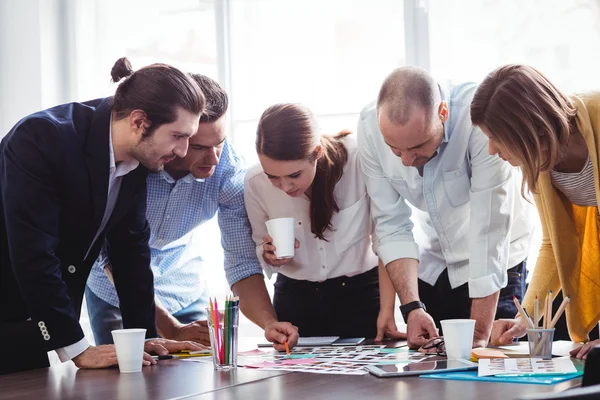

{"left": 470, "top": 64, "right": 600, "bottom": 359}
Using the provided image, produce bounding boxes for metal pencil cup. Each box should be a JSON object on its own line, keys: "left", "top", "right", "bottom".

{"left": 527, "top": 328, "right": 555, "bottom": 359}
{"left": 206, "top": 305, "right": 239, "bottom": 370}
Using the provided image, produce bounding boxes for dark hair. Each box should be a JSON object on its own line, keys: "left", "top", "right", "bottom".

{"left": 470, "top": 64, "right": 577, "bottom": 197}
{"left": 256, "top": 103, "right": 351, "bottom": 241}
{"left": 188, "top": 73, "right": 229, "bottom": 123}
{"left": 377, "top": 66, "right": 440, "bottom": 125}
{"left": 110, "top": 57, "right": 205, "bottom": 136}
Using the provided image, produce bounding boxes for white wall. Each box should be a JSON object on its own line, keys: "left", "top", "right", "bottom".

{"left": 0, "top": 0, "right": 69, "bottom": 136}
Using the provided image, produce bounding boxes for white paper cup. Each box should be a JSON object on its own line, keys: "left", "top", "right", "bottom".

{"left": 265, "top": 218, "right": 295, "bottom": 259}
{"left": 111, "top": 328, "right": 146, "bottom": 373}
{"left": 440, "top": 319, "right": 475, "bottom": 360}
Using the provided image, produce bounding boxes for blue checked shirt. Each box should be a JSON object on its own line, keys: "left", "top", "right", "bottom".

{"left": 86, "top": 140, "right": 262, "bottom": 314}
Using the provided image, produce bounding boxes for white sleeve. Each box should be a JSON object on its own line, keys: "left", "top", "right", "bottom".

{"left": 356, "top": 115, "right": 419, "bottom": 266}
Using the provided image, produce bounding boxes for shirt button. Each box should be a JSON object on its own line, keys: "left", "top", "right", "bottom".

{"left": 425, "top": 189, "right": 431, "bottom": 194}
{"left": 172, "top": 189, "right": 178, "bottom": 193}
{"left": 43, "top": 334, "right": 51, "bottom": 341}
{"left": 38, "top": 321, "right": 46, "bottom": 328}
{"left": 321, "top": 265, "right": 326, "bottom": 269}
{"left": 68, "top": 265, "right": 76, "bottom": 274}
{"left": 166, "top": 215, "right": 171, "bottom": 220}
{"left": 319, "top": 248, "right": 323, "bottom": 252}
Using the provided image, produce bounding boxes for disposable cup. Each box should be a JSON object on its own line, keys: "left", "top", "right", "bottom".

{"left": 111, "top": 328, "right": 146, "bottom": 373}
{"left": 440, "top": 319, "right": 475, "bottom": 360}
{"left": 265, "top": 218, "right": 295, "bottom": 259}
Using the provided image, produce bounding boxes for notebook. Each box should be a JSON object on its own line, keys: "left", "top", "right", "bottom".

{"left": 257, "top": 336, "right": 340, "bottom": 347}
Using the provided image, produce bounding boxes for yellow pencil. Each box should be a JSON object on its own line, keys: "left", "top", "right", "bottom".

{"left": 513, "top": 296, "right": 534, "bottom": 329}
{"left": 544, "top": 291, "right": 553, "bottom": 329}
{"left": 549, "top": 295, "right": 571, "bottom": 328}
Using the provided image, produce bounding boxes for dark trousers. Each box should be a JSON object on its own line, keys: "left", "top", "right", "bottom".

{"left": 273, "top": 267, "right": 380, "bottom": 338}
{"left": 0, "top": 321, "right": 49, "bottom": 375}
{"left": 418, "top": 261, "right": 527, "bottom": 332}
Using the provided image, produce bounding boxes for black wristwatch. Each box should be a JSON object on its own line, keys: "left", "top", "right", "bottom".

{"left": 400, "top": 301, "right": 427, "bottom": 321}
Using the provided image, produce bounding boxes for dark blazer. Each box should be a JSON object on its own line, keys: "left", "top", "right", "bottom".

{"left": 0, "top": 97, "right": 157, "bottom": 374}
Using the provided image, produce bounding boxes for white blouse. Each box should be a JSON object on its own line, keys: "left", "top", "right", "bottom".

{"left": 244, "top": 134, "right": 379, "bottom": 282}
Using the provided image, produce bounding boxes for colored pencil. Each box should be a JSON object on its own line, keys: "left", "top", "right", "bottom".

{"left": 534, "top": 296, "right": 539, "bottom": 328}
{"left": 284, "top": 341, "right": 290, "bottom": 356}
{"left": 513, "top": 296, "right": 534, "bottom": 329}
{"left": 544, "top": 291, "right": 553, "bottom": 329}
{"left": 224, "top": 296, "right": 229, "bottom": 364}
{"left": 549, "top": 295, "right": 571, "bottom": 328}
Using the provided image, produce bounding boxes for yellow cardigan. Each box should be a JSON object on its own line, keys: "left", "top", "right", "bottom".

{"left": 523, "top": 92, "right": 600, "bottom": 343}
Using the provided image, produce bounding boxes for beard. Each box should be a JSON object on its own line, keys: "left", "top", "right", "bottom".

{"left": 130, "top": 136, "right": 175, "bottom": 172}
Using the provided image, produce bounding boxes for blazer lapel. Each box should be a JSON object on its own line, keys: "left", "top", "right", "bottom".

{"left": 84, "top": 97, "right": 113, "bottom": 239}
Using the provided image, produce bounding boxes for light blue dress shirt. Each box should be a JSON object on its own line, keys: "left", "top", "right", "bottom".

{"left": 358, "top": 83, "right": 533, "bottom": 298}
{"left": 86, "top": 140, "right": 262, "bottom": 314}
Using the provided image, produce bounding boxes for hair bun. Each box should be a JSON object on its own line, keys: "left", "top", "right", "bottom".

{"left": 110, "top": 57, "right": 134, "bottom": 83}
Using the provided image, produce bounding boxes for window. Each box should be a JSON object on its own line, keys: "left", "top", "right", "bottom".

{"left": 228, "top": 0, "right": 406, "bottom": 164}
{"left": 428, "top": 0, "right": 600, "bottom": 91}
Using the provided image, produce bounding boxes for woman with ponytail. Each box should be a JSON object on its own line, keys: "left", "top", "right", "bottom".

{"left": 235, "top": 103, "right": 405, "bottom": 350}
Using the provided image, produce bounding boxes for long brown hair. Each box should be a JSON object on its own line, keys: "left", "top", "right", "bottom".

{"left": 470, "top": 64, "right": 577, "bottom": 197}
{"left": 256, "top": 103, "right": 351, "bottom": 240}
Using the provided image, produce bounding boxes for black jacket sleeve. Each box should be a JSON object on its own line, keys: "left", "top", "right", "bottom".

{"left": 0, "top": 119, "right": 85, "bottom": 350}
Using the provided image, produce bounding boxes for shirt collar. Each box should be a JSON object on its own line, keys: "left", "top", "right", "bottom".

{"left": 439, "top": 84, "right": 450, "bottom": 144}
{"left": 158, "top": 169, "right": 205, "bottom": 184}
{"left": 109, "top": 117, "right": 139, "bottom": 178}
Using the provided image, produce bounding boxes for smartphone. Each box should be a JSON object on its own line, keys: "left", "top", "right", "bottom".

{"left": 331, "top": 337, "right": 366, "bottom": 346}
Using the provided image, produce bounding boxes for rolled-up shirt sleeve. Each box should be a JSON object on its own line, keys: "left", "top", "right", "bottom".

{"left": 243, "top": 170, "right": 280, "bottom": 279}
{"left": 357, "top": 114, "right": 419, "bottom": 266}
{"left": 467, "top": 127, "right": 513, "bottom": 298}
{"left": 218, "top": 161, "right": 264, "bottom": 287}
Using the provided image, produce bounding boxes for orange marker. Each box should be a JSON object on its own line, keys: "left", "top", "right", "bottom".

{"left": 284, "top": 341, "right": 290, "bottom": 356}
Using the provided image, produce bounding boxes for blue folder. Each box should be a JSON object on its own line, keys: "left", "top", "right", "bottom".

{"left": 420, "top": 370, "right": 583, "bottom": 385}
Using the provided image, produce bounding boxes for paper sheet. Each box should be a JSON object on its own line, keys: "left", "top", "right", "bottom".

{"left": 238, "top": 345, "right": 434, "bottom": 375}
{"left": 478, "top": 357, "right": 578, "bottom": 377}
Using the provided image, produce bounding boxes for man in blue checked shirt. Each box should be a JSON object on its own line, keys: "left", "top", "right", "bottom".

{"left": 85, "top": 74, "right": 266, "bottom": 345}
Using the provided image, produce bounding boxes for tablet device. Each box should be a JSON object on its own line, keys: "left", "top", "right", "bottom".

{"left": 331, "top": 337, "right": 366, "bottom": 346}
{"left": 366, "top": 359, "right": 477, "bottom": 378}
{"left": 257, "top": 336, "right": 340, "bottom": 347}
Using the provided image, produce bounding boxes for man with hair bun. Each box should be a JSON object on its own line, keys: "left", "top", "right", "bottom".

{"left": 357, "top": 66, "right": 533, "bottom": 350}
{"left": 85, "top": 73, "right": 264, "bottom": 347}
{"left": 0, "top": 57, "right": 205, "bottom": 374}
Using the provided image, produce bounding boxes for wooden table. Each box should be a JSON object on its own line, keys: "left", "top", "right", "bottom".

{"left": 0, "top": 341, "right": 583, "bottom": 400}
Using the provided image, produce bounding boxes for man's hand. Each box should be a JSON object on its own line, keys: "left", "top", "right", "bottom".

{"left": 144, "top": 338, "right": 207, "bottom": 356}
{"left": 490, "top": 318, "right": 527, "bottom": 346}
{"left": 570, "top": 339, "right": 600, "bottom": 360}
{"left": 472, "top": 338, "right": 489, "bottom": 349}
{"left": 73, "top": 344, "right": 157, "bottom": 369}
{"left": 262, "top": 235, "right": 300, "bottom": 267}
{"left": 72, "top": 345, "right": 121, "bottom": 369}
{"left": 169, "top": 320, "right": 210, "bottom": 346}
{"left": 406, "top": 309, "right": 439, "bottom": 349}
{"left": 375, "top": 309, "right": 407, "bottom": 342}
{"left": 264, "top": 320, "right": 299, "bottom": 352}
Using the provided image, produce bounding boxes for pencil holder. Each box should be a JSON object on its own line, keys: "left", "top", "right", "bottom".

{"left": 206, "top": 305, "right": 239, "bottom": 370}
{"left": 527, "top": 328, "right": 555, "bottom": 359}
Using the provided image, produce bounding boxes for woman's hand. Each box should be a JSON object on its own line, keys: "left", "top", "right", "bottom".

{"left": 570, "top": 339, "right": 600, "bottom": 360}
{"left": 262, "top": 235, "right": 300, "bottom": 266}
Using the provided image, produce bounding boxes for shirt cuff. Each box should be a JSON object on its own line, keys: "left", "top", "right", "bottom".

{"left": 468, "top": 273, "right": 504, "bottom": 298}
{"left": 55, "top": 337, "right": 91, "bottom": 363}
{"left": 378, "top": 241, "right": 420, "bottom": 267}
